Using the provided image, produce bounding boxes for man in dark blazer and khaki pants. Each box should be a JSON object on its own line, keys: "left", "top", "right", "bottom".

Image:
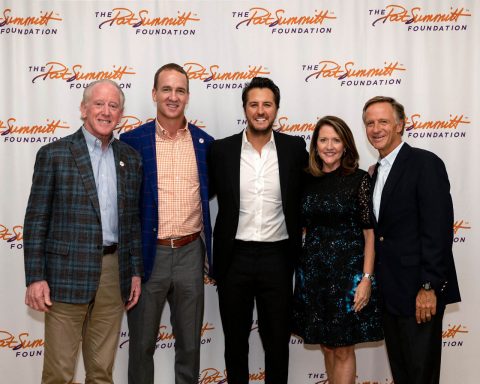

{"left": 209, "top": 77, "right": 308, "bottom": 384}
{"left": 363, "top": 96, "right": 460, "bottom": 384}
{"left": 24, "top": 79, "right": 143, "bottom": 383}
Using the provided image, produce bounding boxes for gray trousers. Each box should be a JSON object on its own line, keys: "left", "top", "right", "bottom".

{"left": 127, "top": 238, "right": 205, "bottom": 384}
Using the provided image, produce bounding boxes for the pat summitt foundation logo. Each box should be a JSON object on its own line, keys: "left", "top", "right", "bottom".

{"left": 0, "top": 7, "right": 62, "bottom": 35}
{"left": 369, "top": 4, "right": 471, "bottom": 32}
{"left": 303, "top": 60, "right": 406, "bottom": 87}
{"left": 232, "top": 6, "right": 336, "bottom": 35}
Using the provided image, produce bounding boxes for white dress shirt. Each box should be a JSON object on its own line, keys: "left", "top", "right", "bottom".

{"left": 235, "top": 130, "right": 288, "bottom": 242}
{"left": 373, "top": 141, "right": 405, "bottom": 220}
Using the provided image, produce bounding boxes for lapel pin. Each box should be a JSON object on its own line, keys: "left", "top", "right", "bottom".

{"left": 199, "top": 138, "right": 204, "bottom": 144}
{"left": 119, "top": 161, "right": 125, "bottom": 167}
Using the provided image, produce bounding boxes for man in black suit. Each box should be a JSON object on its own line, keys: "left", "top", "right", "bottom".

{"left": 363, "top": 96, "right": 461, "bottom": 384}
{"left": 208, "top": 77, "right": 308, "bottom": 384}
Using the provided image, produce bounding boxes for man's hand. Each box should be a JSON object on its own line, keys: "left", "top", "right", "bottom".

{"left": 415, "top": 288, "right": 437, "bottom": 324}
{"left": 126, "top": 276, "right": 141, "bottom": 311}
{"left": 25, "top": 280, "right": 52, "bottom": 312}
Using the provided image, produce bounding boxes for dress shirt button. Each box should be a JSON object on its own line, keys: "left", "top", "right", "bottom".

{"left": 379, "top": 236, "right": 384, "bottom": 242}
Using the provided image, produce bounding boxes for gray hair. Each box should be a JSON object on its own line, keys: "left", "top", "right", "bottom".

{"left": 82, "top": 79, "right": 125, "bottom": 109}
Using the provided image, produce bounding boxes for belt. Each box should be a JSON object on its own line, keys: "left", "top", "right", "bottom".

{"left": 157, "top": 232, "right": 200, "bottom": 249}
{"left": 103, "top": 244, "right": 118, "bottom": 255}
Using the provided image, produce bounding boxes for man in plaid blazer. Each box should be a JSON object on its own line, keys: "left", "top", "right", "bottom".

{"left": 24, "top": 79, "right": 143, "bottom": 383}
{"left": 120, "top": 63, "right": 213, "bottom": 384}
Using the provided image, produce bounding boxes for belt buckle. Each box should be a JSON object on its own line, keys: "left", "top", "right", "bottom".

{"left": 170, "top": 237, "right": 180, "bottom": 249}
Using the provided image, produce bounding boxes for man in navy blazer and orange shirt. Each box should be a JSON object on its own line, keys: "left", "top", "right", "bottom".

{"left": 364, "top": 96, "right": 460, "bottom": 384}
{"left": 121, "top": 63, "right": 213, "bottom": 384}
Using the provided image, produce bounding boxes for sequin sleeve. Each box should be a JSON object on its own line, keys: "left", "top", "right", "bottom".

{"left": 358, "top": 172, "right": 374, "bottom": 229}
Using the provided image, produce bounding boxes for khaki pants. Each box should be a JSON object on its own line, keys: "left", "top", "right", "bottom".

{"left": 42, "top": 251, "right": 124, "bottom": 384}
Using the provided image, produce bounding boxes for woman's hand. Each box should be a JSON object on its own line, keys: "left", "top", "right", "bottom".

{"left": 353, "top": 278, "right": 371, "bottom": 312}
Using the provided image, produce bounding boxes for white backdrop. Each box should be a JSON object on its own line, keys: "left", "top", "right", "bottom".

{"left": 0, "top": 1, "right": 477, "bottom": 383}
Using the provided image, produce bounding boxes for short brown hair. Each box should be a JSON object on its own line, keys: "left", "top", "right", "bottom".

{"left": 153, "top": 63, "right": 189, "bottom": 92}
{"left": 308, "top": 116, "right": 359, "bottom": 177}
{"left": 242, "top": 77, "right": 280, "bottom": 110}
{"left": 362, "top": 96, "right": 406, "bottom": 134}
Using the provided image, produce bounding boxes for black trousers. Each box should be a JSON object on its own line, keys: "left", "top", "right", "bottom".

{"left": 383, "top": 308, "right": 444, "bottom": 384}
{"left": 217, "top": 240, "right": 292, "bottom": 384}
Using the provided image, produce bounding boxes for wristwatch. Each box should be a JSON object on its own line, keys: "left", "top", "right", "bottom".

{"left": 422, "top": 282, "right": 432, "bottom": 291}
{"left": 362, "top": 272, "right": 374, "bottom": 282}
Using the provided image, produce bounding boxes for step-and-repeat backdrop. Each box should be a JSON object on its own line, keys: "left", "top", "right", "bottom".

{"left": 1, "top": 1, "right": 477, "bottom": 383}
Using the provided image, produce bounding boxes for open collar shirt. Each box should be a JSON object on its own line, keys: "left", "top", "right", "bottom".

{"left": 373, "top": 141, "right": 405, "bottom": 220}
{"left": 235, "top": 129, "right": 288, "bottom": 242}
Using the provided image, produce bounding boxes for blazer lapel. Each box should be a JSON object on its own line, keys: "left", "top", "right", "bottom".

{"left": 189, "top": 123, "right": 204, "bottom": 162}
{"left": 143, "top": 125, "right": 158, "bottom": 210}
{"left": 379, "top": 143, "right": 411, "bottom": 221}
{"left": 371, "top": 162, "right": 380, "bottom": 184}
{"left": 370, "top": 162, "right": 380, "bottom": 226}
{"left": 231, "top": 132, "right": 243, "bottom": 210}
{"left": 112, "top": 140, "right": 125, "bottom": 214}
{"left": 69, "top": 129, "right": 101, "bottom": 221}
{"left": 273, "top": 131, "right": 288, "bottom": 212}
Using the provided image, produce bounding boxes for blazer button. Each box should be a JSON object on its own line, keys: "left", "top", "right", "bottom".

{"left": 379, "top": 236, "right": 384, "bottom": 242}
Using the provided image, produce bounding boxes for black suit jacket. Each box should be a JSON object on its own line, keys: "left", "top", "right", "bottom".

{"left": 208, "top": 130, "right": 308, "bottom": 282}
{"left": 372, "top": 142, "right": 460, "bottom": 316}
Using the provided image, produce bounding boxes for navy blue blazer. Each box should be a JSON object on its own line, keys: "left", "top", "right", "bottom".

{"left": 120, "top": 120, "right": 214, "bottom": 282}
{"left": 372, "top": 143, "right": 460, "bottom": 316}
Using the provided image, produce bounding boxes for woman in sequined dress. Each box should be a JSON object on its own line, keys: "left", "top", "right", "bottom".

{"left": 292, "top": 116, "right": 383, "bottom": 384}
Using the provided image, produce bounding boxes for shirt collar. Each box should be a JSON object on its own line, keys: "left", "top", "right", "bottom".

{"left": 379, "top": 141, "right": 404, "bottom": 168}
{"left": 241, "top": 128, "right": 275, "bottom": 150}
{"left": 155, "top": 118, "right": 188, "bottom": 139}
{"left": 82, "top": 126, "right": 114, "bottom": 152}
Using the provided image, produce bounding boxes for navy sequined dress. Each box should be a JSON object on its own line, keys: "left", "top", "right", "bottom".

{"left": 292, "top": 168, "right": 383, "bottom": 347}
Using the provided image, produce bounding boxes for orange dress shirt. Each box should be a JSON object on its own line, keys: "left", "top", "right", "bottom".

{"left": 155, "top": 120, "right": 202, "bottom": 239}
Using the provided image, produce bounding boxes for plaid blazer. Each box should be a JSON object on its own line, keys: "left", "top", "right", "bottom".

{"left": 24, "top": 128, "right": 143, "bottom": 304}
{"left": 120, "top": 121, "right": 214, "bottom": 282}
